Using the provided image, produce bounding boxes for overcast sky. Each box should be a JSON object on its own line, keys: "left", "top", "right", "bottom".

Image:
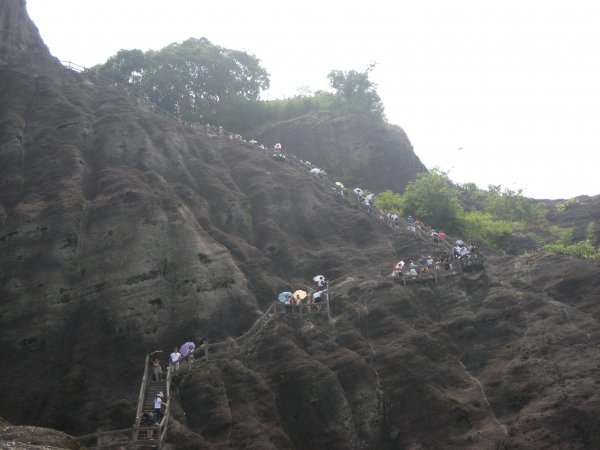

{"left": 26, "top": 0, "right": 600, "bottom": 199}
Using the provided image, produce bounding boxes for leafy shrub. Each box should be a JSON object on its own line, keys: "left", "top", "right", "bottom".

{"left": 555, "top": 198, "right": 579, "bottom": 215}
{"left": 483, "top": 185, "right": 547, "bottom": 222}
{"left": 374, "top": 190, "right": 403, "bottom": 213}
{"left": 542, "top": 227, "right": 600, "bottom": 259}
{"left": 401, "top": 169, "right": 464, "bottom": 232}
{"left": 460, "top": 211, "right": 513, "bottom": 247}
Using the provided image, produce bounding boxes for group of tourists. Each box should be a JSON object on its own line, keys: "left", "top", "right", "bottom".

{"left": 384, "top": 209, "right": 484, "bottom": 281}
{"left": 351, "top": 188, "right": 375, "bottom": 213}
{"left": 391, "top": 252, "right": 454, "bottom": 280}
{"left": 453, "top": 240, "right": 480, "bottom": 266}
{"left": 151, "top": 338, "right": 212, "bottom": 378}
{"left": 278, "top": 275, "right": 329, "bottom": 314}
{"left": 392, "top": 238, "right": 481, "bottom": 281}
{"left": 405, "top": 215, "right": 447, "bottom": 243}
{"left": 144, "top": 337, "right": 209, "bottom": 425}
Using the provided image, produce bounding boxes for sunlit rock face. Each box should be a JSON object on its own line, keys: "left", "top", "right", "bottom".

{"left": 1, "top": 2, "right": 600, "bottom": 448}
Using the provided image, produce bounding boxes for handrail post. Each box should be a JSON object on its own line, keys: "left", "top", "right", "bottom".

{"left": 205, "top": 344, "right": 210, "bottom": 361}
{"left": 96, "top": 428, "right": 102, "bottom": 449}
{"left": 130, "top": 425, "right": 139, "bottom": 450}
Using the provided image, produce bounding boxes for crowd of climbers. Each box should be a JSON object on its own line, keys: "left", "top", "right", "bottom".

{"left": 144, "top": 337, "right": 208, "bottom": 426}
{"left": 136, "top": 135, "right": 483, "bottom": 430}
{"left": 391, "top": 217, "right": 481, "bottom": 280}
{"left": 203, "top": 128, "right": 333, "bottom": 184}
{"left": 278, "top": 275, "right": 329, "bottom": 315}
{"left": 60, "top": 76, "right": 489, "bottom": 438}
{"left": 141, "top": 274, "right": 330, "bottom": 427}
{"left": 199, "top": 130, "right": 486, "bottom": 272}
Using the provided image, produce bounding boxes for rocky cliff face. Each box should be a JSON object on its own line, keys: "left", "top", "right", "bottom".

{"left": 2, "top": 2, "right": 600, "bottom": 449}
{"left": 254, "top": 113, "right": 426, "bottom": 193}
{"left": 0, "top": 0, "right": 51, "bottom": 68}
{"left": 0, "top": 0, "right": 400, "bottom": 435}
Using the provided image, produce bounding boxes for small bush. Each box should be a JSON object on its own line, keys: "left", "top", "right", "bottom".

{"left": 460, "top": 211, "right": 513, "bottom": 248}
{"left": 542, "top": 227, "right": 600, "bottom": 259}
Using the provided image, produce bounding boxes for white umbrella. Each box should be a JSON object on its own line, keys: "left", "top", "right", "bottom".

{"left": 313, "top": 275, "right": 325, "bottom": 282}
{"left": 335, "top": 182, "right": 344, "bottom": 188}
{"left": 456, "top": 240, "right": 465, "bottom": 246}
{"left": 310, "top": 168, "right": 321, "bottom": 174}
{"left": 353, "top": 188, "right": 363, "bottom": 196}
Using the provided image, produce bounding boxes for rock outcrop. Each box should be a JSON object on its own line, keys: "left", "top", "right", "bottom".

{"left": 1, "top": 2, "right": 600, "bottom": 449}
{"left": 0, "top": 417, "right": 83, "bottom": 450}
{"left": 254, "top": 113, "right": 426, "bottom": 193}
{"left": 0, "top": 0, "right": 400, "bottom": 435}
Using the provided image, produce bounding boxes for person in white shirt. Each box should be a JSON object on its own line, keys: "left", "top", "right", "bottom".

{"left": 170, "top": 347, "right": 181, "bottom": 373}
{"left": 154, "top": 392, "right": 167, "bottom": 424}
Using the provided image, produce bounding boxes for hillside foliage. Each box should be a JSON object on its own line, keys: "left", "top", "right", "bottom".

{"left": 373, "top": 170, "right": 555, "bottom": 248}
{"left": 93, "top": 38, "right": 270, "bottom": 124}
{"left": 542, "top": 224, "right": 600, "bottom": 259}
{"left": 94, "top": 40, "right": 385, "bottom": 131}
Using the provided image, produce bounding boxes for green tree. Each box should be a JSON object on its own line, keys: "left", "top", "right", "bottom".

{"left": 374, "top": 190, "right": 403, "bottom": 213}
{"left": 95, "top": 49, "right": 145, "bottom": 85}
{"left": 401, "top": 169, "right": 464, "bottom": 231}
{"left": 94, "top": 37, "right": 270, "bottom": 123}
{"left": 327, "top": 64, "right": 385, "bottom": 119}
{"left": 461, "top": 211, "right": 513, "bottom": 247}
{"left": 483, "top": 185, "right": 546, "bottom": 222}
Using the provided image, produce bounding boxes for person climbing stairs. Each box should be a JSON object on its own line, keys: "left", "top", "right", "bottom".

{"left": 143, "top": 379, "right": 167, "bottom": 422}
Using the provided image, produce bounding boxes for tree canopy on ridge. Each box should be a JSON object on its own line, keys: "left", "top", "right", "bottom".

{"left": 93, "top": 37, "right": 270, "bottom": 123}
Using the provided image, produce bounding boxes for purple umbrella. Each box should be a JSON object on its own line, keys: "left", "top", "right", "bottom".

{"left": 180, "top": 341, "right": 195, "bottom": 357}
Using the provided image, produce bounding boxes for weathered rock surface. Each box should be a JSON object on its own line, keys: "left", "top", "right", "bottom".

{"left": 254, "top": 113, "right": 426, "bottom": 193}
{"left": 0, "top": 418, "right": 83, "bottom": 450}
{"left": 0, "top": 0, "right": 398, "bottom": 436}
{"left": 1, "top": 2, "right": 600, "bottom": 449}
{"left": 543, "top": 195, "right": 600, "bottom": 242}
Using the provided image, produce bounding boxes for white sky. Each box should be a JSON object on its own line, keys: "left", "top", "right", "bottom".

{"left": 26, "top": 0, "right": 600, "bottom": 199}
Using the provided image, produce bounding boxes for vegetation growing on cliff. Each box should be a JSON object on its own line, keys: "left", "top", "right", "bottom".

{"left": 542, "top": 223, "right": 600, "bottom": 259}
{"left": 94, "top": 40, "right": 385, "bottom": 131}
{"left": 93, "top": 38, "right": 270, "bottom": 123}
{"left": 375, "top": 173, "right": 599, "bottom": 258}
{"left": 374, "top": 170, "right": 557, "bottom": 248}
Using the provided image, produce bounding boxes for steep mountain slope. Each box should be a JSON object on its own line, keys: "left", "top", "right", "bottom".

{"left": 0, "top": 0, "right": 400, "bottom": 435}
{"left": 254, "top": 113, "right": 426, "bottom": 193}
{"left": 1, "top": 2, "right": 600, "bottom": 449}
{"left": 168, "top": 250, "right": 600, "bottom": 449}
